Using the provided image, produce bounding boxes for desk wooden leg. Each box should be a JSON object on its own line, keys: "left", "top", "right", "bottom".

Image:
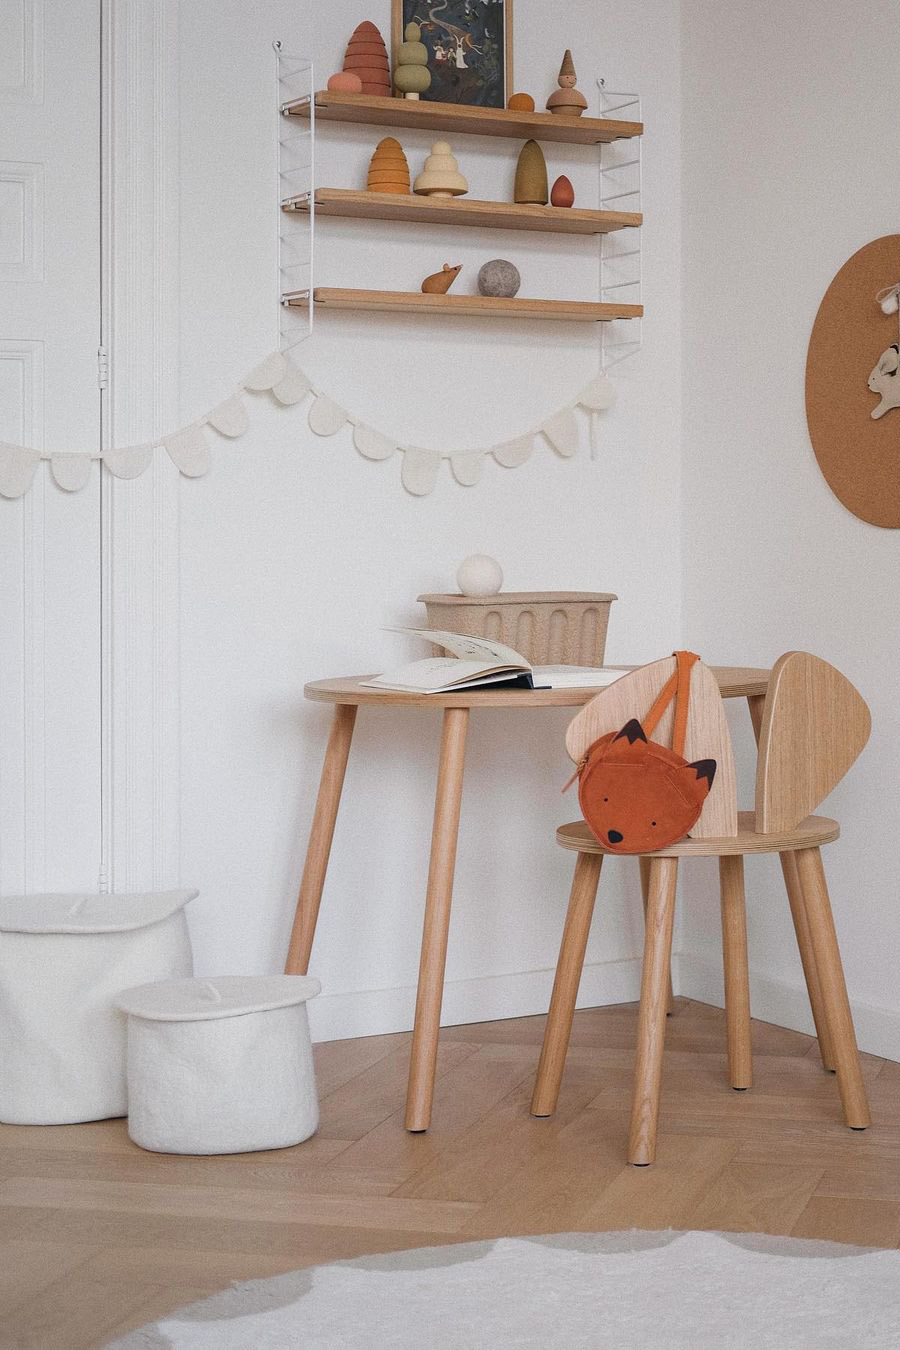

{"left": 285, "top": 703, "right": 358, "bottom": 976}
{"left": 405, "top": 706, "right": 470, "bottom": 1132}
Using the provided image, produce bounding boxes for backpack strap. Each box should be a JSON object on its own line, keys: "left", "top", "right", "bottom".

{"left": 642, "top": 651, "right": 700, "bottom": 756}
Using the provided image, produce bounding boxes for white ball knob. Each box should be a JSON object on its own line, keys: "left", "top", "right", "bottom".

{"left": 456, "top": 554, "right": 503, "bottom": 597}
{"left": 881, "top": 293, "right": 899, "bottom": 315}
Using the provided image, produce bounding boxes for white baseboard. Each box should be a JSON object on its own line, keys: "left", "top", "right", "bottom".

{"left": 307, "top": 955, "right": 643, "bottom": 1044}
{"left": 308, "top": 948, "right": 900, "bottom": 1065}
{"left": 676, "top": 951, "right": 900, "bottom": 1064}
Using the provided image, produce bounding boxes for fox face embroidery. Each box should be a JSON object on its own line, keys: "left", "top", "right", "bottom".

{"left": 578, "top": 719, "right": 716, "bottom": 854}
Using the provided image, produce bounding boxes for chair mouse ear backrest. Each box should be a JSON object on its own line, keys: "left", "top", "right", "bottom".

{"left": 755, "top": 651, "right": 871, "bottom": 833}
{"left": 566, "top": 655, "right": 737, "bottom": 838}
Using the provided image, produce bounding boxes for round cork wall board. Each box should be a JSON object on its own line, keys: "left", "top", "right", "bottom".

{"left": 806, "top": 234, "right": 900, "bottom": 527}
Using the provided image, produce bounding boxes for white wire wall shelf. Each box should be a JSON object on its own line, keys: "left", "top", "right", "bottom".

{"left": 283, "top": 289, "right": 643, "bottom": 323}
{"left": 276, "top": 51, "right": 643, "bottom": 352}
{"left": 282, "top": 89, "right": 642, "bottom": 146}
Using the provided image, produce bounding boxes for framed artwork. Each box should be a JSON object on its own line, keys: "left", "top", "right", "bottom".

{"left": 392, "top": 0, "right": 513, "bottom": 109}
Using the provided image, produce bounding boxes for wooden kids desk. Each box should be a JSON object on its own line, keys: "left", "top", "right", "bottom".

{"left": 286, "top": 669, "right": 770, "bottom": 1131}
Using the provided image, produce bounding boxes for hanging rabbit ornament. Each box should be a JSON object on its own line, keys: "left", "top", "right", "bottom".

{"left": 869, "top": 283, "right": 900, "bottom": 420}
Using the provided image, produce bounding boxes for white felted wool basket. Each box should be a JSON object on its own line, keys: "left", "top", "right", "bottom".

{"left": 0, "top": 890, "right": 195, "bottom": 1125}
{"left": 116, "top": 975, "right": 321, "bottom": 1155}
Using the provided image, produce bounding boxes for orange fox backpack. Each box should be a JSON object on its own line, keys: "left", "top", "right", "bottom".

{"left": 568, "top": 651, "right": 717, "bottom": 854}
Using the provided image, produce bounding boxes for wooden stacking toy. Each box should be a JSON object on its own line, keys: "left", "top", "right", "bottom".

{"left": 514, "top": 140, "right": 548, "bottom": 204}
{"left": 551, "top": 174, "right": 575, "bottom": 207}
{"left": 414, "top": 141, "right": 468, "bottom": 197}
{"left": 394, "top": 21, "right": 431, "bottom": 100}
{"left": 342, "top": 21, "right": 391, "bottom": 97}
{"left": 546, "top": 50, "right": 588, "bottom": 116}
{"left": 421, "top": 263, "right": 462, "bottom": 294}
{"left": 507, "top": 92, "right": 535, "bottom": 111}
{"left": 367, "top": 137, "right": 411, "bottom": 194}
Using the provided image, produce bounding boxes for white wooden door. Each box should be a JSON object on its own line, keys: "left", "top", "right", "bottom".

{"left": 0, "top": 0, "right": 102, "bottom": 891}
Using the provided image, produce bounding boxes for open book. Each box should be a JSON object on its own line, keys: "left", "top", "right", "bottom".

{"left": 361, "top": 628, "right": 624, "bottom": 694}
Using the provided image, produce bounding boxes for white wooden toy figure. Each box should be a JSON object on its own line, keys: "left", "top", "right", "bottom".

{"left": 869, "top": 284, "right": 900, "bottom": 419}
{"left": 868, "top": 344, "right": 900, "bottom": 419}
{"left": 457, "top": 554, "right": 503, "bottom": 597}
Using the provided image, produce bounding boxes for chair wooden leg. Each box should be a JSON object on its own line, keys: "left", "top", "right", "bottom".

{"left": 794, "top": 847, "right": 871, "bottom": 1129}
{"left": 629, "top": 856, "right": 678, "bottom": 1166}
{"left": 640, "top": 857, "right": 675, "bottom": 1014}
{"left": 780, "top": 851, "right": 836, "bottom": 1072}
{"left": 531, "top": 852, "right": 603, "bottom": 1117}
{"left": 719, "top": 855, "right": 752, "bottom": 1090}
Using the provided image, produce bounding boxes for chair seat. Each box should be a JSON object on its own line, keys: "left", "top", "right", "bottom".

{"left": 556, "top": 810, "right": 839, "bottom": 858}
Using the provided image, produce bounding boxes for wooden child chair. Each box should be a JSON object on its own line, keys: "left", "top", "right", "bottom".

{"left": 531, "top": 651, "right": 872, "bottom": 1165}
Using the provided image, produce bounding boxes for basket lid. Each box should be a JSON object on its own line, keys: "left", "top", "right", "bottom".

{"left": 417, "top": 591, "right": 617, "bottom": 606}
{"left": 115, "top": 974, "right": 321, "bottom": 1022}
{"left": 0, "top": 889, "right": 198, "bottom": 935}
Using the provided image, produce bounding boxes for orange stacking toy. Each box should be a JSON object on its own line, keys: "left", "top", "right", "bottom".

{"left": 366, "top": 137, "right": 411, "bottom": 194}
{"left": 343, "top": 21, "right": 391, "bottom": 97}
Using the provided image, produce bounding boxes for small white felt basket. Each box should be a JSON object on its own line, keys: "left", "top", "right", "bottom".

{"left": 115, "top": 974, "right": 321, "bottom": 1155}
{"left": 0, "top": 890, "right": 195, "bottom": 1125}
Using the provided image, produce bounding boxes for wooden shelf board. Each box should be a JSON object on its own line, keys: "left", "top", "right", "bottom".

{"left": 283, "top": 189, "right": 641, "bottom": 236}
{"left": 283, "top": 91, "right": 643, "bottom": 146}
{"left": 283, "top": 288, "right": 643, "bottom": 323}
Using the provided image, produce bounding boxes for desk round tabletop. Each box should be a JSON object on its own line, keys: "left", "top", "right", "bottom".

{"left": 304, "top": 667, "right": 771, "bottom": 709}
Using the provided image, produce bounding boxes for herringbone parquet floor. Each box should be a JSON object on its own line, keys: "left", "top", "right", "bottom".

{"left": 2, "top": 998, "right": 899, "bottom": 1348}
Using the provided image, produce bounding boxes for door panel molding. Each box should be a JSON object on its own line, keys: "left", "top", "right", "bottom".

{"left": 101, "top": 0, "right": 181, "bottom": 891}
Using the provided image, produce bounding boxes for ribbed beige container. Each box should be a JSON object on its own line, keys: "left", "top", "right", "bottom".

{"left": 417, "top": 592, "right": 617, "bottom": 666}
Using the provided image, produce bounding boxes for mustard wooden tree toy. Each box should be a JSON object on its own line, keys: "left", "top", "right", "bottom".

{"left": 414, "top": 141, "right": 468, "bottom": 198}
{"left": 514, "top": 140, "right": 549, "bottom": 204}
{"left": 394, "top": 22, "right": 431, "bottom": 100}
{"left": 546, "top": 50, "right": 588, "bottom": 117}
{"left": 367, "top": 137, "right": 411, "bottom": 194}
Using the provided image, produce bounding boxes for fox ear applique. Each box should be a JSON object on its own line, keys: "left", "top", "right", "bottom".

{"left": 680, "top": 759, "right": 717, "bottom": 805}
{"left": 614, "top": 719, "right": 648, "bottom": 745}
{"left": 688, "top": 759, "right": 717, "bottom": 789}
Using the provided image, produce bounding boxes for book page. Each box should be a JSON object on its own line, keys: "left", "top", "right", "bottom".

{"left": 361, "top": 657, "right": 517, "bottom": 693}
{"left": 385, "top": 626, "right": 530, "bottom": 670}
{"left": 532, "top": 666, "right": 624, "bottom": 689}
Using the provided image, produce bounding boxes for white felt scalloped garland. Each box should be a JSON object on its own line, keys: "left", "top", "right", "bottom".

{"left": 0, "top": 355, "right": 616, "bottom": 500}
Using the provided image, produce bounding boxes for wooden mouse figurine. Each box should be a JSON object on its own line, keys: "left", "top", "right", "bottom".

{"left": 421, "top": 263, "right": 462, "bottom": 294}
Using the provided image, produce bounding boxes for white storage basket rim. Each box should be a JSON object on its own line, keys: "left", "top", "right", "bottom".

{"left": 0, "top": 889, "right": 198, "bottom": 935}
{"left": 115, "top": 974, "right": 322, "bottom": 1022}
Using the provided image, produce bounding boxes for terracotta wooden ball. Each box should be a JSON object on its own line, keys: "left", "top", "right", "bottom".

{"left": 327, "top": 71, "right": 363, "bottom": 93}
{"left": 507, "top": 92, "right": 535, "bottom": 112}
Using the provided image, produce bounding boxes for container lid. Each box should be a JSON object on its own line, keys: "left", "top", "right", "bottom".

{"left": 115, "top": 974, "right": 322, "bottom": 1022}
{"left": 0, "top": 889, "right": 198, "bottom": 935}
{"left": 417, "top": 591, "right": 618, "bottom": 606}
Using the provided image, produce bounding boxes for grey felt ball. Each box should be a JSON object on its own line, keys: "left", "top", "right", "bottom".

{"left": 478, "top": 258, "right": 521, "bottom": 298}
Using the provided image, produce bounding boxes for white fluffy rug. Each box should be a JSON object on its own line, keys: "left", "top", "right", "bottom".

{"left": 109, "top": 1230, "right": 900, "bottom": 1349}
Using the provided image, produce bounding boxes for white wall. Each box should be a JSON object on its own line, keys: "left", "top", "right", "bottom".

{"left": 680, "top": 0, "right": 900, "bottom": 1057}
{"left": 173, "top": 0, "right": 684, "bottom": 1037}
